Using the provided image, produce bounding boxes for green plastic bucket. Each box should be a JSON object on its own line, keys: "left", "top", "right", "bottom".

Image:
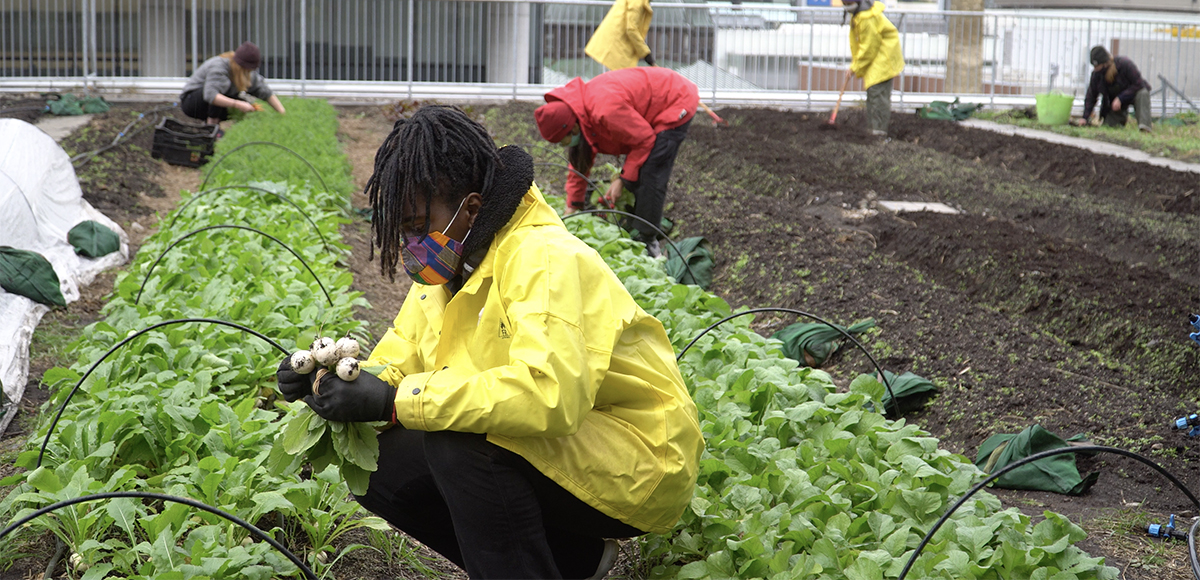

{"left": 1035, "top": 92, "right": 1074, "bottom": 125}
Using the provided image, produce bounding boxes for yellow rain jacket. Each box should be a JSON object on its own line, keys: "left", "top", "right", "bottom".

{"left": 585, "top": 0, "right": 654, "bottom": 71}
{"left": 850, "top": 2, "right": 905, "bottom": 89}
{"left": 365, "top": 185, "right": 703, "bottom": 534}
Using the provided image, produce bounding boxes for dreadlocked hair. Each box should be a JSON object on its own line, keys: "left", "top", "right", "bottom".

{"left": 364, "top": 105, "right": 502, "bottom": 281}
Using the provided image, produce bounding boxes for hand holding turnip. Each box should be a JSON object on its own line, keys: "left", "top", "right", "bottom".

{"left": 278, "top": 335, "right": 371, "bottom": 400}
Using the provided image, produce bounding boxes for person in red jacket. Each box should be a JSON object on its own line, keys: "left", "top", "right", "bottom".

{"left": 534, "top": 67, "right": 699, "bottom": 256}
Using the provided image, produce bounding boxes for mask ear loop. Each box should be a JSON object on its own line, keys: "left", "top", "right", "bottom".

{"left": 447, "top": 196, "right": 473, "bottom": 247}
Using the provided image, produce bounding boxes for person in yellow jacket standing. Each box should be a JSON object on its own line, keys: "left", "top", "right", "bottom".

{"left": 585, "top": 0, "right": 656, "bottom": 69}
{"left": 843, "top": 0, "right": 904, "bottom": 136}
{"left": 276, "top": 106, "right": 703, "bottom": 579}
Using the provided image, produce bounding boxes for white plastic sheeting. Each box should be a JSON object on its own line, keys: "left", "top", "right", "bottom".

{"left": 0, "top": 118, "right": 130, "bottom": 432}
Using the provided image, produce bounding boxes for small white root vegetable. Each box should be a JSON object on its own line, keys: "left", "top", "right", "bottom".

{"left": 335, "top": 336, "right": 361, "bottom": 359}
{"left": 290, "top": 350, "right": 316, "bottom": 374}
{"left": 311, "top": 336, "right": 339, "bottom": 366}
{"left": 336, "top": 357, "right": 361, "bottom": 381}
{"left": 70, "top": 552, "right": 89, "bottom": 573}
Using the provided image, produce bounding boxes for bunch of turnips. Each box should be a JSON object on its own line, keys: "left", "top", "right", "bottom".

{"left": 289, "top": 335, "right": 362, "bottom": 389}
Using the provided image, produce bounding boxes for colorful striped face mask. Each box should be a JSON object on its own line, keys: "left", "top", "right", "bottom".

{"left": 401, "top": 198, "right": 471, "bottom": 286}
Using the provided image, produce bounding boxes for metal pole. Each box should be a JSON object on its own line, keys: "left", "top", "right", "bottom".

{"left": 898, "top": 13, "right": 906, "bottom": 107}
{"left": 300, "top": 0, "right": 306, "bottom": 96}
{"left": 989, "top": 14, "right": 997, "bottom": 107}
{"left": 89, "top": 0, "right": 97, "bottom": 88}
{"left": 407, "top": 0, "right": 414, "bottom": 99}
{"left": 191, "top": 0, "right": 198, "bottom": 73}
{"left": 81, "top": 0, "right": 90, "bottom": 85}
{"left": 1176, "top": 21, "right": 1183, "bottom": 113}
{"left": 512, "top": 2, "right": 519, "bottom": 99}
{"left": 807, "top": 9, "right": 813, "bottom": 108}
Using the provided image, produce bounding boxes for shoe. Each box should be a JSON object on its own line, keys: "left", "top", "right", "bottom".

{"left": 871, "top": 129, "right": 887, "bottom": 137}
{"left": 644, "top": 239, "right": 662, "bottom": 258}
{"left": 587, "top": 539, "right": 620, "bottom": 580}
{"left": 1139, "top": 124, "right": 1152, "bottom": 133}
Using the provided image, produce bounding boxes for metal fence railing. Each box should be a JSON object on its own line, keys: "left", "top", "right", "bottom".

{"left": 3, "top": 0, "right": 1200, "bottom": 114}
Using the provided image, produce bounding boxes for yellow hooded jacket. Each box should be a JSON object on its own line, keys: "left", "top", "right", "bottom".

{"left": 365, "top": 185, "right": 703, "bottom": 534}
{"left": 850, "top": 2, "right": 905, "bottom": 89}
{"left": 585, "top": 0, "right": 654, "bottom": 71}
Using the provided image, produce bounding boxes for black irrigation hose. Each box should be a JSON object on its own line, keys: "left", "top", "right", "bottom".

{"left": 200, "top": 141, "right": 329, "bottom": 194}
{"left": 1190, "top": 516, "right": 1200, "bottom": 580}
{"left": 133, "top": 225, "right": 333, "bottom": 307}
{"left": 561, "top": 209, "right": 700, "bottom": 286}
{"left": 897, "top": 445, "right": 1200, "bottom": 580}
{"left": 0, "top": 491, "right": 317, "bottom": 580}
{"left": 166, "top": 185, "right": 331, "bottom": 252}
{"left": 37, "top": 318, "right": 288, "bottom": 468}
{"left": 675, "top": 307, "right": 899, "bottom": 416}
{"left": 71, "top": 103, "right": 178, "bottom": 167}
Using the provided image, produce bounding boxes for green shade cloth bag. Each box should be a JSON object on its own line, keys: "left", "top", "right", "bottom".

{"left": 975, "top": 424, "right": 1099, "bottom": 495}
{"left": 665, "top": 236, "right": 715, "bottom": 289}
{"left": 877, "top": 370, "right": 939, "bottom": 416}
{"left": 68, "top": 220, "right": 121, "bottom": 258}
{"left": 772, "top": 318, "right": 876, "bottom": 368}
{"left": 917, "top": 98, "right": 981, "bottom": 121}
{"left": 0, "top": 246, "right": 66, "bottom": 307}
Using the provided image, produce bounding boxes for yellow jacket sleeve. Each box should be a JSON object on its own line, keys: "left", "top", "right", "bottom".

{"left": 849, "top": 4, "right": 905, "bottom": 88}
{"left": 392, "top": 236, "right": 617, "bottom": 439}
{"left": 585, "top": 0, "right": 653, "bottom": 70}
{"left": 624, "top": 0, "right": 652, "bottom": 61}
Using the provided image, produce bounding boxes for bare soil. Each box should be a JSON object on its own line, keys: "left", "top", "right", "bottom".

{"left": 666, "top": 105, "right": 1200, "bottom": 577}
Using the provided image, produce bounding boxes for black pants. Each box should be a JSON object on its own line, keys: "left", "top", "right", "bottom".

{"left": 179, "top": 88, "right": 228, "bottom": 122}
{"left": 355, "top": 428, "right": 644, "bottom": 579}
{"left": 625, "top": 118, "right": 692, "bottom": 241}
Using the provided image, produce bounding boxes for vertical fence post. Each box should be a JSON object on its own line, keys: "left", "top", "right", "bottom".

{"left": 1176, "top": 21, "right": 1183, "bottom": 114}
{"left": 191, "top": 0, "right": 198, "bottom": 73}
{"left": 989, "top": 14, "right": 997, "bottom": 108}
{"left": 710, "top": 5, "right": 717, "bottom": 106}
{"left": 300, "top": 0, "right": 306, "bottom": 96}
{"left": 898, "top": 13, "right": 906, "bottom": 108}
{"left": 406, "top": 0, "right": 414, "bottom": 99}
{"left": 81, "top": 0, "right": 90, "bottom": 86}
{"left": 512, "top": 2, "right": 519, "bottom": 100}
{"left": 89, "top": 0, "right": 97, "bottom": 89}
{"left": 807, "top": 8, "right": 814, "bottom": 108}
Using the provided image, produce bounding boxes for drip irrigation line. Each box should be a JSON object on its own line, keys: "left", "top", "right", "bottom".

{"left": 0, "top": 491, "right": 317, "bottom": 580}
{"left": 897, "top": 445, "right": 1200, "bottom": 580}
{"left": 37, "top": 318, "right": 288, "bottom": 468}
{"left": 71, "top": 103, "right": 178, "bottom": 167}
{"left": 133, "top": 225, "right": 333, "bottom": 307}
{"left": 675, "top": 307, "right": 898, "bottom": 416}
{"left": 166, "top": 184, "right": 331, "bottom": 252}
{"left": 0, "top": 105, "right": 50, "bottom": 114}
{"left": 200, "top": 141, "right": 329, "bottom": 194}
{"left": 561, "top": 209, "right": 699, "bottom": 286}
{"left": 1190, "top": 516, "right": 1200, "bottom": 580}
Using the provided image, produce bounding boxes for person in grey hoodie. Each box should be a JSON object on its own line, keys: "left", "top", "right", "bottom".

{"left": 179, "top": 41, "right": 285, "bottom": 128}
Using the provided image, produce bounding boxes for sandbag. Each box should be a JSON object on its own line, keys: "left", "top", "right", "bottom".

{"left": 878, "top": 370, "right": 939, "bottom": 416}
{"left": 68, "top": 220, "right": 121, "bottom": 258}
{"left": 772, "top": 318, "right": 876, "bottom": 368}
{"left": 0, "top": 246, "right": 66, "bottom": 307}
{"left": 918, "top": 98, "right": 981, "bottom": 121}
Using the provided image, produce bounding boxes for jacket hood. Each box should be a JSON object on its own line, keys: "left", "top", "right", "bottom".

{"left": 544, "top": 78, "right": 594, "bottom": 138}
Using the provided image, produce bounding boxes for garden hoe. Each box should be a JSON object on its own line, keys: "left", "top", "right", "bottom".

{"left": 822, "top": 69, "right": 854, "bottom": 131}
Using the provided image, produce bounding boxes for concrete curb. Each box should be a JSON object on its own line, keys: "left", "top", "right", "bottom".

{"left": 960, "top": 119, "right": 1200, "bottom": 176}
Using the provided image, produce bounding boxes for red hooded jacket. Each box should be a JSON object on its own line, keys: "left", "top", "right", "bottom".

{"left": 544, "top": 67, "right": 699, "bottom": 206}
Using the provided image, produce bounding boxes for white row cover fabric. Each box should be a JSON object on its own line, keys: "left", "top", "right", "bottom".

{"left": 0, "top": 118, "right": 130, "bottom": 423}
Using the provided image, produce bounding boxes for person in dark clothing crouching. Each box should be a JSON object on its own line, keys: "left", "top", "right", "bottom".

{"left": 1074, "top": 45, "right": 1152, "bottom": 132}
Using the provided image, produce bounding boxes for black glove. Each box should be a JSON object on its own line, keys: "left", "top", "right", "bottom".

{"left": 644, "top": 52, "right": 656, "bottom": 67}
{"left": 304, "top": 371, "right": 397, "bottom": 423}
{"left": 277, "top": 357, "right": 315, "bottom": 402}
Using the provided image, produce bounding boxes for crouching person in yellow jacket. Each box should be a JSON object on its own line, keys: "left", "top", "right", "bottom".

{"left": 276, "top": 106, "right": 703, "bottom": 579}
{"left": 843, "top": 0, "right": 904, "bottom": 136}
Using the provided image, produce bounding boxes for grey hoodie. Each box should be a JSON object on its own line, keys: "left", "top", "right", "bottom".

{"left": 180, "top": 56, "right": 273, "bottom": 104}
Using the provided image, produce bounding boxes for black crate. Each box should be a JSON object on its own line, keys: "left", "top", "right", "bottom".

{"left": 151, "top": 118, "right": 218, "bottom": 168}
